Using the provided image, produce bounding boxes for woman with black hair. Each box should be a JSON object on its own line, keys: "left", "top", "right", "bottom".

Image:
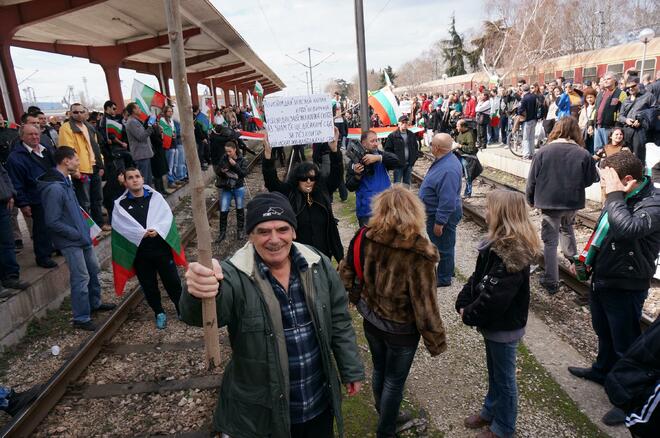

{"left": 262, "top": 127, "right": 344, "bottom": 262}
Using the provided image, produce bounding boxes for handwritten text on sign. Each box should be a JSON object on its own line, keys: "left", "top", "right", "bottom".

{"left": 264, "top": 94, "right": 334, "bottom": 148}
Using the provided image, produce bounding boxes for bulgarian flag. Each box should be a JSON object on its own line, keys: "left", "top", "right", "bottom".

{"left": 346, "top": 126, "right": 423, "bottom": 139}
{"left": 368, "top": 86, "right": 401, "bottom": 126}
{"left": 131, "top": 80, "right": 167, "bottom": 122}
{"left": 111, "top": 186, "right": 187, "bottom": 296}
{"left": 106, "top": 118, "right": 123, "bottom": 141}
{"left": 248, "top": 93, "right": 264, "bottom": 128}
{"left": 254, "top": 81, "right": 264, "bottom": 98}
{"left": 239, "top": 130, "right": 265, "bottom": 141}
{"left": 80, "top": 207, "right": 102, "bottom": 246}
{"left": 159, "top": 117, "right": 174, "bottom": 149}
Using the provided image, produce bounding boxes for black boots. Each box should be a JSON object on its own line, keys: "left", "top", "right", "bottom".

{"left": 236, "top": 208, "right": 245, "bottom": 240}
{"left": 217, "top": 211, "right": 228, "bottom": 242}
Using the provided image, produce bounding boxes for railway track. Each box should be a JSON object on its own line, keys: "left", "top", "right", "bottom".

{"left": 1, "top": 148, "right": 265, "bottom": 438}
{"left": 410, "top": 166, "right": 655, "bottom": 329}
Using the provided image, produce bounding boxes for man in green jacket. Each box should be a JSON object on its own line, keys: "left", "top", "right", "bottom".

{"left": 180, "top": 192, "right": 365, "bottom": 438}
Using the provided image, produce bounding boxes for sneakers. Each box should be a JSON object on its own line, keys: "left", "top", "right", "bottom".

{"left": 5, "top": 385, "right": 42, "bottom": 416}
{"left": 92, "top": 303, "right": 117, "bottom": 313}
{"left": 0, "top": 286, "right": 11, "bottom": 299}
{"left": 73, "top": 320, "right": 97, "bottom": 331}
{"left": 156, "top": 313, "right": 167, "bottom": 330}
{"left": 36, "top": 258, "right": 58, "bottom": 269}
{"left": 539, "top": 279, "right": 560, "bottom": 295}
{"left": 3, "top": 277, "right": 30, "bottom": 290}
{"left": 602, "top": 407, "right": 626, "bottom": 426}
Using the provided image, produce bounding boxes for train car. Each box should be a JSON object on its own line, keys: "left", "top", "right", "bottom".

{"left": 396, "top": 37, "right": 660, "bottom": 93}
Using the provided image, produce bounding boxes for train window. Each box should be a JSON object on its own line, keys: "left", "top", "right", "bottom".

{"left": 607, "top": 63, "right": 624, "bottom": 75}
{"left": 583, "top": 67, "right": 597, "bottom": 83}
{"left": 544, "top": 72, "right": 555, "bottom": 83}
{"left": 562, "top": 70, "right": 575, "bottom": 80}
{"left": 635, "top": 59, "right": 656, "bottom": 76}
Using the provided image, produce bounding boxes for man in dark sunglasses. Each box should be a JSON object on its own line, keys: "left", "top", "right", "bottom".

{"left": 619, "top": 77, "right": 655, "bottom": 163}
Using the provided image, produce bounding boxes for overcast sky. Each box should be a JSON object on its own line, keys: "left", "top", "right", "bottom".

{"left": 11, "top": 0, "right": 486, "bottom": 107}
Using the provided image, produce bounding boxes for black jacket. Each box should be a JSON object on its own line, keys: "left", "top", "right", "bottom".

{"left": 605, "top": 317, "right": 660, "bottom": 413}
{"left": 209, "top": 127, "right": 250, "bottom": 166}
{"left": 455, "top": 239, "right": 537, "bottom": 331}
{"left": 0, "top": 162, "right": 15, "bottom": 202}
{"left": 526, "top": 140, "right": 599, "bottom": 210}
{"left": 592, "top": 181, "right": 660, "bottom": 291}
{"left": 262, "top": 153, "right": 344, "bottom": 262}
{"left": 384, "top": 129, "right": 418, "bottom": 168}
{"left": 214, "top": 154, "right": 247, "bottom": 190}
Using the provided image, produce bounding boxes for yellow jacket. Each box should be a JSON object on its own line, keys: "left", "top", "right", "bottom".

{"left": 57, "top": 120, "right": 103, "bottom": 174}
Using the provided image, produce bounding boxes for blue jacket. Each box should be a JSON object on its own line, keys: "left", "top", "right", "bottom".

{"left": 5, "top": 141, "right": 55, "bottom": 207}
{"left": 38, "top": 168, "right": 92, "bottom": 249}
{"left": 345, "top": 150, "right": 399, "bottom": 218}
{"left": 419, "top": 152, "right": 462, "bottom": 225}
{"left": 556, "top": 93, "right": 571, "bottom": 119}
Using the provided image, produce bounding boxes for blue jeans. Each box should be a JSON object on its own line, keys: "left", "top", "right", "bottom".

{"left": 61, "top": 245, "right": 101, "bottom": 323}
{"left": 165, "top": 147, "right": 177, "bottom": 184}
{"left": 0, "top": 201, "right": 19, "bottom": 280}
{"left": 480, "top": 339, "right": 519, "bottom": 438}
{"left": 364, "top": 328, "right": 418, "bottom": 438}
{"left": 426, "top": 207, "right": 462, "bottom": 285}
{"left": 499, "top": 115, "right": 508, "bottom": 144}
{"left": 487, "top": 124, "right": 499, "bottom": 143}
{"left": 590, "top": 284, "right": 647, "bottom": 379}
{"left": 0, "top": 386, "right": 10, "bottom": 410}
{"left": 521, "top": 120, "right": 537, "bottom": 158}
{"left": 393, "top": 165, "right": 413, "bottom": 185}
{"left": 220, "top": 186, "right": 246, "bottom": 212}
{"left": 135, "top": 158, "right": 153, "bottom": 186}
{"left": 594, "top": 127, "right": 611, "bottom": 151}
{"left": 174, "top": 143, "right": 188, "bottom": 180}
{"left": 461, "top": 158, "right": 473, "bottom": 197}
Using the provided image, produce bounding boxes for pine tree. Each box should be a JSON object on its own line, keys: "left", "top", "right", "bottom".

{"left": 442, "top": 15, "right": 467, "bottom": 77}
{"left": 378, "top": 66, "right": 397, "bottom": 88}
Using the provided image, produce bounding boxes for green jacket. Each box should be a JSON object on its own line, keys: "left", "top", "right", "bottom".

{"left": 456, "top": 130, "right": 477, "bottom": 154}
{"left": 179, "top": 242, "right": 365, "bottom": 438}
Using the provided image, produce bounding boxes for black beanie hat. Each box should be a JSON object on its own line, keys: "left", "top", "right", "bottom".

{"left": 245, "top": 192, "right": 297, "bottom": 234}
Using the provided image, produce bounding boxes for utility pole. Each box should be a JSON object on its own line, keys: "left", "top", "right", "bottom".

{"left": 305, "top": 71, "right": 310, "bottom": 95}
{"left": 354, "top": 0, "right": 370, "bottom": 131}
{"left": 596, "top": 10, "right": 605, "bottom": 48}
{"left": 286, "top": 48, "right": 333, "bottom": 96}
{"left": 163, "top": 0, "right": 221, "bottom": 369}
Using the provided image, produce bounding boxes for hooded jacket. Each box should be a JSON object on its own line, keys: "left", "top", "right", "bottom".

{"left": 38, "top": 168, "right": 91, "bottom": 249}
{"left": 179, "top": 242, "right": 365, "bottom": 438}
{"left": 455, "top": 238, "right": 538, "bottom": 332}
{"left": 340, "top": 228, "right": 446, "bottom": 356}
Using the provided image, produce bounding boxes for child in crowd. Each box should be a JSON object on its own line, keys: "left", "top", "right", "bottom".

{"left": 455, "top": 190, "right": 541, "bottom": 438}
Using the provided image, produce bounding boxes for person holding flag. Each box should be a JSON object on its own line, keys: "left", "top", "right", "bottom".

{"left": 39, "top": 146, "right": 115, "bottom": 331}
{"left": 111, "top": 168, "right": 186, "bottom": 329}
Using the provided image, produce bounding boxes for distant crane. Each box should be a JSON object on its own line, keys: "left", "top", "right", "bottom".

{"left": 22, "top": 86, "right": 37, "bottom": 104}
{"left": 62, "top": 85, "right": 76, "bottom": 109}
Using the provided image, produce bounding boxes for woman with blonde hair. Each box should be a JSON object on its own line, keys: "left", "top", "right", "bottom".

{"left": 340, "top": 185, "right": 446, "bottom": 438}
{"left": 456, "top": 190, "right": 541, "bottom": 438}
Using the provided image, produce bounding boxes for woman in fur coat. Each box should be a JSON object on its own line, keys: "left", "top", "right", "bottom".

{"left": 340, "top": 185, "right": 446, "bottom": 438}
{"left": 455, "top": 190, "right": 541, "bottom": 438}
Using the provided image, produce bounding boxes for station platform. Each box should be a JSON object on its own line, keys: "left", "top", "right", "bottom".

{"left": 476, "top": 144, "right": 602, "bottom": 203}
{"left": 0, "top": 168, "right": 216, "bottom": 350}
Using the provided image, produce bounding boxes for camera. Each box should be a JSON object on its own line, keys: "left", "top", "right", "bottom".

{"left": 346, "top": 140, "right": 376, "bottom": 177}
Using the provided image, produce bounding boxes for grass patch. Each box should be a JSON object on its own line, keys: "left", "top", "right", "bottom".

{"left": 335, "top": 191, "right": 358, "bottom": 227}
{"left": 517, "top": 343, "right": 608, "bottom": 438}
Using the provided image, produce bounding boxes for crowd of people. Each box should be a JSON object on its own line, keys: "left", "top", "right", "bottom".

{"left": 1, "top": 70, "right": 659, "bottom": 438}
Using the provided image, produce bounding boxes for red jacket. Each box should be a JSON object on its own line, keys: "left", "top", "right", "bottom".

{"left": 464, "top": 97, "right": 476, "bottom": 118}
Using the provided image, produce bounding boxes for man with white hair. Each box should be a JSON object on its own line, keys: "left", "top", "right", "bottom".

{"left": 419, "top": 133, "right": 463, "bottom": 287}
{"left": 594, "top": 72, "right": 627, "bottom": 150}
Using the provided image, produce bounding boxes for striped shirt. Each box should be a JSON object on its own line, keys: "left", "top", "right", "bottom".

{"left": 256, "top": 247, "right": 328, "bottom": 424}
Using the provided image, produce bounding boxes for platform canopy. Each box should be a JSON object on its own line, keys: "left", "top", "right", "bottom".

{"left": 0, "top": 0, "right": 284, "bottom": 119}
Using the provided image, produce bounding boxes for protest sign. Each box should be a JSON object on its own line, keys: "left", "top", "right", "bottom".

{"left": 399, "top": 100, "right": 412, "bottom": 115}
{"left": 264, "top": 94, "right": 334, "bottom": 147}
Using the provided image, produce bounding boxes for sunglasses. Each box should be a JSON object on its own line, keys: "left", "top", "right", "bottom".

{"left": 71, "top": 111, "right": 85, "bottom": 114}
{"left": 298, "top": 175, "right": 318, "bottom": 182}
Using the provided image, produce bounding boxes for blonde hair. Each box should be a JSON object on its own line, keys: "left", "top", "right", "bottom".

{"left": 367, "top": 185, "right": 427, "bottom": 241}
{"left": 486, "top": 190, "right": 542, "bottom": 254}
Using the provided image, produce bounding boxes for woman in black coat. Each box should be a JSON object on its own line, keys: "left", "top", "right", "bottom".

{"left": 262, "top": 128, "right": 344, "bottom": 262}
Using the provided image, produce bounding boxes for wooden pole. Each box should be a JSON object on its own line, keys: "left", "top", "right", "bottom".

{"left": 163, "top": 0, "right": 221, "bottom": 368}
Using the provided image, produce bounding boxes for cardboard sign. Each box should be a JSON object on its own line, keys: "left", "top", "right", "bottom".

{"left": 264, "top": 94, "right": 334, "bottom": 147}
{"left": 399, "top": 100, "right": 412, "bottom": 115}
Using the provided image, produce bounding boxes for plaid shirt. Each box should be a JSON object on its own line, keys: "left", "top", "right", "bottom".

{"left": 256, "top": 246, "right": 328, "bottom": 424}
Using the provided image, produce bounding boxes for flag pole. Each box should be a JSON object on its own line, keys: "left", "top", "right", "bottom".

{"left": 354, "top": 0, "right": 371, "bottom": 133}
{"left": 163, "top": 0, "right": 221, "bottom": 368}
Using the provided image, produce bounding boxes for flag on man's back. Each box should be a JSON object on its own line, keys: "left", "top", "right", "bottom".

{"left": 111, "top": 186, "right": 186, "bottom": 296}
{"left": 159, "top": 117, "right": 173, "bottom": 149}
{"left": 248, "top": 93, "right": 263, "bottom": 128}
{"left": 131, "top": 80, "right": 167, "bottom": 121}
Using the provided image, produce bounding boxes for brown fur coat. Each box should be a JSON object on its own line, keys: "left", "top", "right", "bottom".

{"left": 339, "top": 228, "right": 447, "bottom": 356}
